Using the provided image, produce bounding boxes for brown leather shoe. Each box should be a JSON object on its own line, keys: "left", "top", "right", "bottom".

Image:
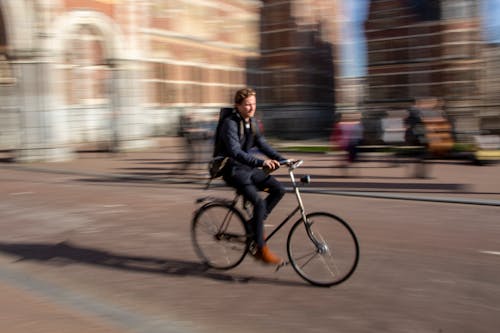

{"left": 254, "top": 245, "right": 283, "bottom": 265}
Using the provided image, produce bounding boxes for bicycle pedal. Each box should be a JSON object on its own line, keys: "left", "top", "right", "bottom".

{"left": 248, "top": 242, "right": 257, "bottom": 255}
{"left": 275, "top": 261, "right": 288, "bottom": 272}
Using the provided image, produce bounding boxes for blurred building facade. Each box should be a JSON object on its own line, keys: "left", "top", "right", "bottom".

{"left": 0, "top": 0, "right": 263, "bottom": 161}
{"left": 0, "top": 0, "right": 151, "bottom": 161}
{"left": 2, "top": 1, "right": 497, "bottom": 162}
{"left": 254, "top": 0, "right": 343, "bottom": 139}
{"left": 144, "top": 0, "right": 262, "bottom": 132}
{"left": 0, "top": 0, "right": 350, "bottom": 161}
{"left": 364, "top": 0, "right": 500, "bottom": 142}
{"left": 481, "top": 44, "right": 500, "bottom": 135}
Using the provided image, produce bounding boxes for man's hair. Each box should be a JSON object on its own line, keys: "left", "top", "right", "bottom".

{"left": 234, "top": 88, "right": 256, "bottom": 105}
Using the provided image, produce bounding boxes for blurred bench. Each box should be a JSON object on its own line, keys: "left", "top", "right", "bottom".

{"left": 473, "top": 135, "right": 500, "bottom": 165}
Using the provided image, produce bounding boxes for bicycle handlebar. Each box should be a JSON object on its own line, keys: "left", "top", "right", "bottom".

{"left": 279, "top": 159, "right": 303, "bottom": 170}
{"left": 263, "top": 159, "right": 303, "bottom": 174}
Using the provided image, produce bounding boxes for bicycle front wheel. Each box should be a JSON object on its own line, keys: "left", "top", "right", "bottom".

{"left": 191, "top": 202, "right": 250, "bottom": 270}
{"left": 287, "top": 212, "right": 359, "bottom": 287}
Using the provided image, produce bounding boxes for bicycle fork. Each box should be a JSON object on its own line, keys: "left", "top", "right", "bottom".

{"left": 290, "top": 170, "right": 325, "bottom": 251}
{"left": 273, "top": 170, "right": 327, "bottom": 272}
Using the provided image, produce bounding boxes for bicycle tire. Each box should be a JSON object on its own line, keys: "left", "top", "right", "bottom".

{"left": 287, "top": 212, "right": 359, "bottom": 287}
{"left": 191, "top": 202, "right": 250, "bottom": 270}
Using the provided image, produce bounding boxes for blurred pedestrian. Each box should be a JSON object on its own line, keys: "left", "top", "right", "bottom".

{"left": 404, "top": 100, "right": 426, "bottom": 147}
{"left": 179, "top": 113, "right": 215, "bottom": 174}
{"left": 330, "top": 112, "right": 363, "bottom": 176}
{"left": 404, "top": 98, "right": 430, "bottom": 178}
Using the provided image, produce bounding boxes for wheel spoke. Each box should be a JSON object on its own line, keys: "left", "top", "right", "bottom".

{"left": 312, "top": 231, "right": 342, "bottom": 278}
{"left": 296, "top": 245, "right": 340, "bottom": 279}
{"left": 317, "top": 250, "right": 340, "bottom": 278}
{"left": 297, "top": 251, "right": 319, "bottom": 270}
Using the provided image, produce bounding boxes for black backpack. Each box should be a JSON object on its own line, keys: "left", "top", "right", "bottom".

{"left": 207, "top": 108, "right": 234, "bottom": 180}
{"left": 213, "top": 107, "right": 236, "bottom": 158}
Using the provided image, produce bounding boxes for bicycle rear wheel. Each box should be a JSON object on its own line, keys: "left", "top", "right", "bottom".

{"left": 287, "top": 212, "right": 359, "bottom": 287}
{"left": 191, "top": 202, "right": 250, "bottom": 270}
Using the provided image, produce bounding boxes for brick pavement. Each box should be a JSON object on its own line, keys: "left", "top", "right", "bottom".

{"left": 0, "top": 136, "right": 499, "bottom": 333}
{"left": 0, "top": 281, "right": 126, "bottom": 333}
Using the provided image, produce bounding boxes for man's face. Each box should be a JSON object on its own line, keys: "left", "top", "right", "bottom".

{"left": 236, "top": 95, "right": 256, "bottom": 121}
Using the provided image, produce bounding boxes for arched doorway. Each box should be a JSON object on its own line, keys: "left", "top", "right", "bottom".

{"left": 0, "top": 5, "right": 18, "bottom": 157}
{"left": 48, "top": 9, "right": 150, "bottom": 156}
{"left": 59, "top": 23, "right": 115, "bottom": 151}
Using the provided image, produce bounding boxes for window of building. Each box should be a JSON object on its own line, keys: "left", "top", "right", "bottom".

{"left": 0, "top": 10, "right": 14, "bottom": 85}
{"left": 442, "top": 0, "right": 477, "bottom": 20}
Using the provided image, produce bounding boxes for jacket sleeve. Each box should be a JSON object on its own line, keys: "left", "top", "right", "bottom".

{"left": 221, "top": 119, "right": 265, "bottom": 167}
{"left": 255, "top": 133, "right": 285, "bottom": 162}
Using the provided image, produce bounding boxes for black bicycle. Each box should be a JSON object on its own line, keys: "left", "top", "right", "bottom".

{"left": 191, "top": 160, "right": 359, "bottom": 287}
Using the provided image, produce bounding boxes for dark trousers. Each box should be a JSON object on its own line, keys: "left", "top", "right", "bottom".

{"left": 224, "top": 167, "right": 285, "bottom": 248}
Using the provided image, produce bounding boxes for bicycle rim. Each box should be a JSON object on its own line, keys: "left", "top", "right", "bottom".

{"left": 191, "top": 203, "right": 249, "bottom": 270}
{"left": 287, "top": 212, "right": 359, "bottom": 287}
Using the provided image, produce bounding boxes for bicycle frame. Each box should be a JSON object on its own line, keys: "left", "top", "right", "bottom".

{"left": 264, "top": 160, "right": 307, "bottom": 243}
{"left": 223, "top": 160, "right": 322, "bottom": 250}
{"left": 197, "top": 160, "right": 323, "bottom": 252}
{"left": 267, "top": 160, "right": 326, "bottom": 252}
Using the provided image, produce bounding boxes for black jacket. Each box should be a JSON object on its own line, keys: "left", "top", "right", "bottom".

{"left": 218, "top": 112, "right": 284, "bottom": 168}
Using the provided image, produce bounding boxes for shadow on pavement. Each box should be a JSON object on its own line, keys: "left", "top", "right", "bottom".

{"left": 72, "top": 173, "right": 479, "bottom": 196}
{"left": 283, "top": 178, "right": 467, "bottom": 191}
{"left": 0, "top": 241, "right": 306, "bottom": 288}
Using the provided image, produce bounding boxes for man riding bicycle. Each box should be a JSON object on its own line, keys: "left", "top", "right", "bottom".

{"left": 215, "top": 87, "right": 288, "bottom": 265}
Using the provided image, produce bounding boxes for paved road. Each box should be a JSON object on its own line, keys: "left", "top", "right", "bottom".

{"left": 0, "top": 138, "right": 499, "bottom": 332}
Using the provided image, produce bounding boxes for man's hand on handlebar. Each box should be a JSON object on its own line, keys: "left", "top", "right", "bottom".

{"left": 263, "top": 159, "right": 302, "bottom": 172}
{"left": 263, "top": 159, "right": 281, "bottom": 171}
